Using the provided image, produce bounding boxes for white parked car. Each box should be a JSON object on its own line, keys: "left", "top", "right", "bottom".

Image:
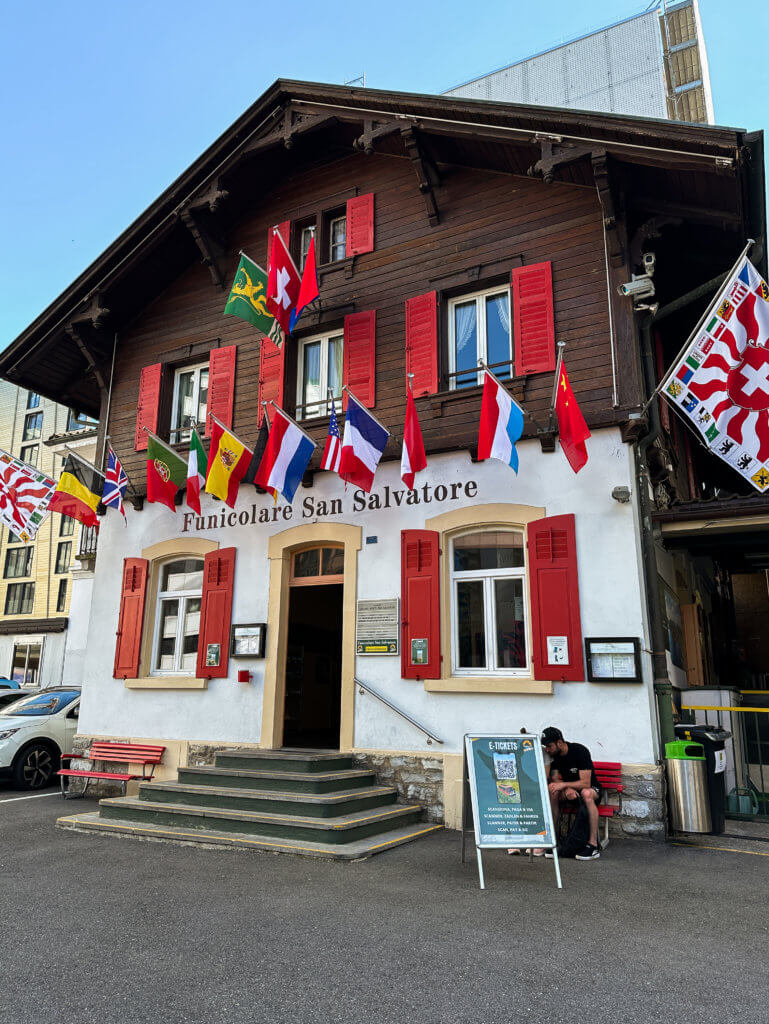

{"left": 0, "top": 688, "right": 80, "bottom": 789}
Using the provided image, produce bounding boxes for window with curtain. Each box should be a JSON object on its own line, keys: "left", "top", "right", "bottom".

{"left": 448, "top": 288, "right": 512, "bottom": 389}
{"left": 296, "top": 331, "right": 343, "bottom": 419}
{"left": 171, "top": 362, "right": 209, "bottom": 442}
{"left": 152, "top": 559, "right": 204, "bottom": 674}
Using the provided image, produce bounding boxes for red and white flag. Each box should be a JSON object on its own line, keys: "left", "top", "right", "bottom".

{"left": 266, "top": 228, "right": 301, "bottom": 336}
{"left": 401, "top": 390, "right": 427, "bottom": 490}
{"left": 554, "top": 360, "right": 590, "bottom": 473}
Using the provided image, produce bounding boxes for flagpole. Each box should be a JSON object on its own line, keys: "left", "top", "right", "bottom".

{"left": 269, "top": 401, "right": 318, "bottom": 448}
{"left": 341, "top": 385, "right": 391, "bottom": 435}
{"left": 548, "top": 342, "right": 567, "bottom": 432}
{"left": 641, "top": 236, "right": 756, "bottom": 420}
{"left": 238, "top": 250, "right": 265, "bottom": 273}
{"left": 99, "top": 331, "right": 118, "bottom": 472}
{"left": 207, "top": 414, "right": 254, "bottom": 454}
{"left": 261, "top": 401, "right": 271, "bottom": 429}
{"left": 326, "top": 388, "right": 336, "bottom": 415}
{"left": 64, "top": 445, "right": 106, "bottom": 480}
{"left": 407, "top": 373, "right": 414, "bottom": 394}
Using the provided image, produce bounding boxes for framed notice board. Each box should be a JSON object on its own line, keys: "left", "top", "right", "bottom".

{"left": 462, "top": 734, "right": 562, "bottom": 890}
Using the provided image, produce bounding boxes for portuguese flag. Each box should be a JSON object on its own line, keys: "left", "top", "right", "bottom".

{"left": 49, "top": 454, "right": 102, "bottom": 528}
{"left": 146, "top": 431, "right": 187, "bottom": 512}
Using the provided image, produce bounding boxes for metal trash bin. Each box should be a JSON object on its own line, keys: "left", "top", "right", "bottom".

{"left": 666, "top": 740, "right": 711, "bottom": 833}
{"left": 675, "top": 724, "right": 731, "bottom": 834}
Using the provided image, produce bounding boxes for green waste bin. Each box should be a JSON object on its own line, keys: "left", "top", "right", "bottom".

{"left": 665, "top": 740, "right": 711, "bottom": 833}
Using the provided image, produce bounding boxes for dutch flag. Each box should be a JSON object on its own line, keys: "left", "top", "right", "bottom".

{"left": 338, "top": 393, "right": 390, "bottom": 493}
{"left": 477, "top": 370, "right": 525, "bottom": 473}
{"left": 254, "top": 406, "right": 316, "bottom": 503}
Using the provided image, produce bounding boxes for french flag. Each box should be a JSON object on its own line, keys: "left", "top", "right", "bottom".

{"left": 477, "top": 369, "right": 524, "bottom": 473}
{"left": 255, "top": 406, "right": 316, "bottom": 503}
{"left": 338, "top": 393, "right": 390, "bottom": 493}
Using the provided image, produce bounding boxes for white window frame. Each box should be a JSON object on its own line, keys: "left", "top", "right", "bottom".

{"left": 447, "top": 286, "right": 512, "bottom": 390}
{"left": 449, "top": 529, "right": 528, "bottom": 677}
{"left": 171, "top": 361, "right": 209, "bottom": 442}
{"left": 150, "top": 559, "right": 204, "bottom": 677}
{"left": 10, "top": 637, "right": 44, "bottom": 686}
{"left": 295, "top": 330, "right": 344, "bottom": 420}
{"left": 329, "top": 215, "right": 347, "bottom": 263}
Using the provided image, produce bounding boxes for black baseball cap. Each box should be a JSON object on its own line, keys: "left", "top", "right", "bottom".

{"left": 541, "top": 727, "right": 563, "bottom": 746}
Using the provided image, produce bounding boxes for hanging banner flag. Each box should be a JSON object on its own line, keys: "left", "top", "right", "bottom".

{"left": 255, "top": 405, "right": 316, "bottom": 503}
{"left": 477, "top": 369, "right": 524, "bottom": 473}
{"left": 0, "top": 449, "right": 56, "bottom": 541}
{"left": 224, "top": 252, "right": 284, "bottom": 348}
{"left": 320, "top": 398, "right": 342, "bottom": 473}
{"left": 266, "top": 230, "right": 301, "bottom": 337}
{"left": 554, "top": 360, "right": 590, "bottom": 473}
{"left": 49, "top": 453, "right": 103, "bottom": 528}
{"left": 186, "top": 428, "right": 207, "bottom": 515}
{"left": 289, "top": 235, "right": 320, "bottom": 333}
{"left": 338, "top": 393, "right": 390, "bottom": 493}
{"left": 205, "top": 416, "right": 252, "bottom": 508}
{"left": 661, "top": 257, "right": 769, "bottom": 492}
{"left": 146, "top": 431, "right": 187, "bottom": 511}
{"left": 102, "top": 446, "right": 128, "bottom": 521}
{"left": 401, "top": 389, "right": 427, "bottom": 490}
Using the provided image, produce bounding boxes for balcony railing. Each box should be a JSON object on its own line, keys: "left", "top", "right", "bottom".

{"left": 77, "top": 525, "right": 98, "bottom": 561}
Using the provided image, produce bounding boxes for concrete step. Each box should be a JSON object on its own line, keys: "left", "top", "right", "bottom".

{"left": 177, "top": 765, "right": 377, "bottom": 794}
{"left": 98, "top": 796, "right": 423, "bottom": 845}
{"left": 215, "top": 749, "right": 353, "bottom": 773}
{"left": 56, "top": 810, "right": 443, "bottom": 861}
{"left": 139, "top": 780, "right": 399, "bottom": 817}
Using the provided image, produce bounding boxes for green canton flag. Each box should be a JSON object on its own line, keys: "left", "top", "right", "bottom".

{"left": 224, "top": 253, "right": 285, "bottom": 347}
{"left": 146, "top": 432, "right": 188, "bottom": 512}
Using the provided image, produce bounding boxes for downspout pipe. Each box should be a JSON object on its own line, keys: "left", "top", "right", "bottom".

{"left": 636, "top": 318, "right": 676, "bottom": 754}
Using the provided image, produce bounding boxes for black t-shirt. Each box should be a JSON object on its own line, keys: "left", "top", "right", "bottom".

{"left": 548, "top": 742, "right": 599, "bottom": 792}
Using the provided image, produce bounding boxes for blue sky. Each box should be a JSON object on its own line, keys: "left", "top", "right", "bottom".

{"left": 1, "top": 0, "right": 765, "bottom": 347}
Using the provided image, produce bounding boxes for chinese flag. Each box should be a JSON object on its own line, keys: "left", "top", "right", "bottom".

{"left": 554, "top": 360, "right": 590, "bottom": 473}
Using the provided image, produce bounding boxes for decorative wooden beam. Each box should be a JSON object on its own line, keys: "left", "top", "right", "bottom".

{"left": 353, "top": 118, "right": 405, "bottom": 154}
{"left": 180, "top": 206, "right": 227, "bottom": 289}
{"left": 63, "top": 322, "right": 108, "bottom": 393}
{"left": 239, "top": 109, "right": 337, "bottom": 159}
{"left": 527, "top": 137, "right": 593, "bottom": 183}
{"left": 70, "top": 292, "right": 110, "bottom": 330}
{"left": 401, "top": 127, "right": 440, "bottom": 227}
{"left": 187, "top": 178, "right": 229, "bottom": 214}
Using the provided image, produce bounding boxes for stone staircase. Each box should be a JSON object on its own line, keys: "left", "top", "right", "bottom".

{"left": 56, "top": 748, "right": 442, "bottom": 860}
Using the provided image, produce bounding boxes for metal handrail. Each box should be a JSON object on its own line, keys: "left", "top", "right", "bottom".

{"left": 354, "top": 676, "right": 444, "bottom": 746}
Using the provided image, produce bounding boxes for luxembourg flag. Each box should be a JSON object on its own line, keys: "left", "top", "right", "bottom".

{"left": 255, "top": 406, "right": 316, "bottom": 503}
{"left": 477, "top": 369, "right": 525, "bottom": 473}
{"left": 338, "top": 393, "right": 390, "bottom": 493}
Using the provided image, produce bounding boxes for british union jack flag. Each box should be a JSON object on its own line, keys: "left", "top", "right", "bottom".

{"left": 102, "top": 446, "right": 128, "bottom": 519}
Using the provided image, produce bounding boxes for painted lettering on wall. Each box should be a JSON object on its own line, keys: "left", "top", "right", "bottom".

{"left": 181, "top": 480, "right": 479, "bottom": 533}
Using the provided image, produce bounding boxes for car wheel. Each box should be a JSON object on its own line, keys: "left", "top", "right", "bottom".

{"left": 12, "top": 743, "right": 59, "bottom": 790}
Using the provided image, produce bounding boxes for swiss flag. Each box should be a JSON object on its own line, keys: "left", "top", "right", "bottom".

{"left": 267, "top": 229, "right": 301, "bottom": 336}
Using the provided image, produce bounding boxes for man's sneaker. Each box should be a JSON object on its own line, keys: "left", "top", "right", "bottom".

{"left": 544, "top": 850, "right": 555, "bottom": 859}
{"left": 575, "top": 843, "right": 600, "bottom": 860}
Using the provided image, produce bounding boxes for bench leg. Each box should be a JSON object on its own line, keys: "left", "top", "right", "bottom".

{"left": 600, "top": 817, "right": 610, "bottom": 850}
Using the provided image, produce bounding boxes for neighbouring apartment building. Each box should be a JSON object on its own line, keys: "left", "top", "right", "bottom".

{"left": 0, "top": 380, "right": 97, "bottom": 687}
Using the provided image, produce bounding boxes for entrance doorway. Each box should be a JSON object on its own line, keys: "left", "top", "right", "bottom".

{"left": 283, "top": 546, "right": 344, "bottom": 749}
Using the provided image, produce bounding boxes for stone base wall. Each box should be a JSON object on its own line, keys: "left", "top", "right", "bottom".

{"left": 352, "top": 751, "right": 444, "bottom": 822}
{"left": 607, "top": 762, "right": 666, "bottom": 841}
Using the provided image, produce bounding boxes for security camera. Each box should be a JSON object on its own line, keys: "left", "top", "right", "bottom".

{"left": 642, "top": 252, "right": 656, "bottom": 274}
{"left": 617, "top": 276, "right": 656, "bottom": 300}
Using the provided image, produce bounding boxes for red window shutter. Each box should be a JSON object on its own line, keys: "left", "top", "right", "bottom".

{"left": 343, "top": 310, "right": 376, "bottom": 409}
{"left": 527, "top": 514, "right": 584, "bottom": 682}
{"left": 113, "top": 558, "right": 149, "bottom": 679}
{"left": 267, "top": 220, "right": 291, "bottom": 261}
{"left": 512, "top": 262, "right": 556, "bottom": 375}
{"left": 134, "top": 364, "right": 163, "bottom": 451}
{"left": 405, "top": 292, "right": 438, "bottom": 397}
{"left": 257, "top": 337, "right": 285, "bottom": 426}
{"left": 346, "top": 194, "right": 374, "bottom": 256}
{"left": 401, "top": 530, "right": 441, "bottom": 680}
{"left": 206, "top": 344, "right": 237, "bottom": 438}
{"left": 196, "top": 548, "right": 236, "bottom": 680}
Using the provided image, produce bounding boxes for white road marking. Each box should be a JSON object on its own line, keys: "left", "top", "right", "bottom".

{"left": 0, "top": 791, "right": 60, "bottom": 803}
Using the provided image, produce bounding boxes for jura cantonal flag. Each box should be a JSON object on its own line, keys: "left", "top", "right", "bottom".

{"left": 401, "top": 390, "right": 427, "bottom": 490}
{"left": 255, "top": 406, "right": 316, "bottom": 504}
{"left": 146, "top": 432, "right": 187, "bottom": 512}
{"left": 0, "top": 449, "right": 56, "bottom": 540}
{"left": 205, "top": 417, "right": 252, "bottom": 508}
{"left": 266, "top": 230, "right": 301, "bottom": 337}
{"left": 338, "top": 394, "right": 390, "bottom": 493}
{"left": 186, "top": 428, "right": 206, "bottom": 515}
{"left": 224, "top": 253, "right": 284, "bottom": 348}
{"left": 661, "top": 257, "right": 769, "bottom": 493}
{"left": 554, "top": 360, "right": 590, "bottom": 473}
{"left": 49, "top": 453, "right": 103, "bottom": 528}
{"left": 477, "top": 370, "right": 524, "bottom": 473}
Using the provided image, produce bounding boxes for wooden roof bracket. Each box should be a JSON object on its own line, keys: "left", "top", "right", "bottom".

{"left": 63, "top": 322, "right": 109, "bottom": 394}
{"left": 239, "top": 105, "right": 336, "bottom": 159}
{"left": 180, "top": 205, "right": 227, "bottom": 290}
{"left": 527, "top": 135, "right": 593, "bottom": 183}
{"left": 353, "top": 117, "right": 406, "bottom": 154}
{"left": 401, "top": 126, "right": 440, "bottom": 226}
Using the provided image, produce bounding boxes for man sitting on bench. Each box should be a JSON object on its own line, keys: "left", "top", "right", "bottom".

{"left": 542, "top": 726, "right": 603, "bottom": 861}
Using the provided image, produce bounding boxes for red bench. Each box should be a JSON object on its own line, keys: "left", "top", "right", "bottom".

{"left": 560, "top": 761, "right": 624, "bottom": 849}
{"left": 58, "top": 741, "right": 165, "bottom": 799}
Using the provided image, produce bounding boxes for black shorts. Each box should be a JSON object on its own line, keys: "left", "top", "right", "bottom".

{"left": 561, "top": 784, "right": 602, "bottom": 804}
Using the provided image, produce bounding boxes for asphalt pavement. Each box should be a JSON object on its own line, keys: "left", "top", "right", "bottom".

{"left": 1, "top": 783, "right": 767, "bottom": 1024}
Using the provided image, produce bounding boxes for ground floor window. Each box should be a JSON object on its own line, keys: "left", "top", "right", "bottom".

{"left": 11, "top": 641, "right": 42, "bottom": 686}
{"left": 152, "top": 558, "right": 204, "bottom": 674}
{"left": 450, "top": 530, "right": 527, "bottom": 674}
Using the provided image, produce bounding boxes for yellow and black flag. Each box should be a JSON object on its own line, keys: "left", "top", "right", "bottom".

{"left": 49, "top": 454, "right": 102, "bottom": 528}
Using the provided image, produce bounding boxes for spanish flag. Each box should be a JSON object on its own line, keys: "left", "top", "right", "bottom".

{"left": 49, "top": 454, "right": 102, "bottom": 527}
{"left": 205, "top": 417, "right": 252, "bottom": 508}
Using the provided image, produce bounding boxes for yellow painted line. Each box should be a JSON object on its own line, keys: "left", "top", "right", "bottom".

{"left": 150, "top": 785, "right": 392, "bottom": 801}
{"left": 682, "top": 704, "right": 769, "bottom": 713}
{"left": 673, "top": 841, "right": 769, "bottom": 858}
{"left": 366, "top": 824, "right": 443, "bottom": 851}
{"left": 93, "top": 802, "right": 418, "bottom": 829}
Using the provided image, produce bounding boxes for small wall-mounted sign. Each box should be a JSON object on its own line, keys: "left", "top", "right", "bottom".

{"left": 584, "top": 637, "right": 642, "bottom": 682}
{"left": 205, "top": 643, "right": 221, "bottom": 668}
{"left": 356, "top": 599, "right": 399, "bottom": 655}
{"left": 547, "top": 636, "right": 569, "bottom": 666}
{"left": 411, "top": 638, "right": 428, "bottom": 666}
{"left": 230, "top": 623, "right": 266, "bottom": 659}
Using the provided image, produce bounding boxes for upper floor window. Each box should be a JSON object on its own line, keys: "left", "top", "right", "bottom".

{"left": 5, "top": 582, "right": 34, "bottom": 616}
{"left": 4, "top": 546, "right": 33, "bottom": 579}
{"left": 152, "top": 558, "right": 204, "bottom": 675}
{"left": 19, "top": 444, "right": 38, "bottom": 468}
{"left": 171, "top": 362, "right": 209, "bottom": 443}
{"left": 56, "top": 578, "right": 68, "bottom": 613}
{"left": 22, "top": 412, "right": 42, "bottom": 441}
{"left": 299, "top": 224, "right": 315, "bottom": 271}
{"left": 450, "top": 530, "right": 527, "bottom": 675}
{"left": 26, "top": 392, "right": 40, "bottom": 409}
{"left": 55, "top": 541, "right": 72, "bottom": 575}
{"left": 328, "top": 214, "right": 347, "bottom": 263}
{"left": 448, "top": 287, "right": 512, "bottom": 390}
{"left": 59, "top": 515, "right": 75, "bottom": 537}
{"left": 296, "top": 331, "right": 343, "bottom": 420}
{"left": 66, "top": 409, "right": 97, "bottom": 432}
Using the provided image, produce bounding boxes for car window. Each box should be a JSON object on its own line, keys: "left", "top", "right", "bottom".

{"left": 0, "top": 690, "right": 80, "bottom": 716}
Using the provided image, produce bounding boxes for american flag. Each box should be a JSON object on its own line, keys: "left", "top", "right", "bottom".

{"left": 102, "top": 446, "right": 128, "bottom": 519}
{"left": 320, "top": 401, "right": 342, "bottom": 472}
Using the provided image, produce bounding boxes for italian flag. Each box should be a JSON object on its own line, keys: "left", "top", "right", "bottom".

{"left": 187, "top": 428, "right": 206, "bottom": 514}
{"left": 146, "top": 432, "right": 187, "bottom": 512}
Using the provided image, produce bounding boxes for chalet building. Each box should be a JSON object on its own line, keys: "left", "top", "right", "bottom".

{"left": 1, "top": 81, "right": 763, "bottom": 848}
